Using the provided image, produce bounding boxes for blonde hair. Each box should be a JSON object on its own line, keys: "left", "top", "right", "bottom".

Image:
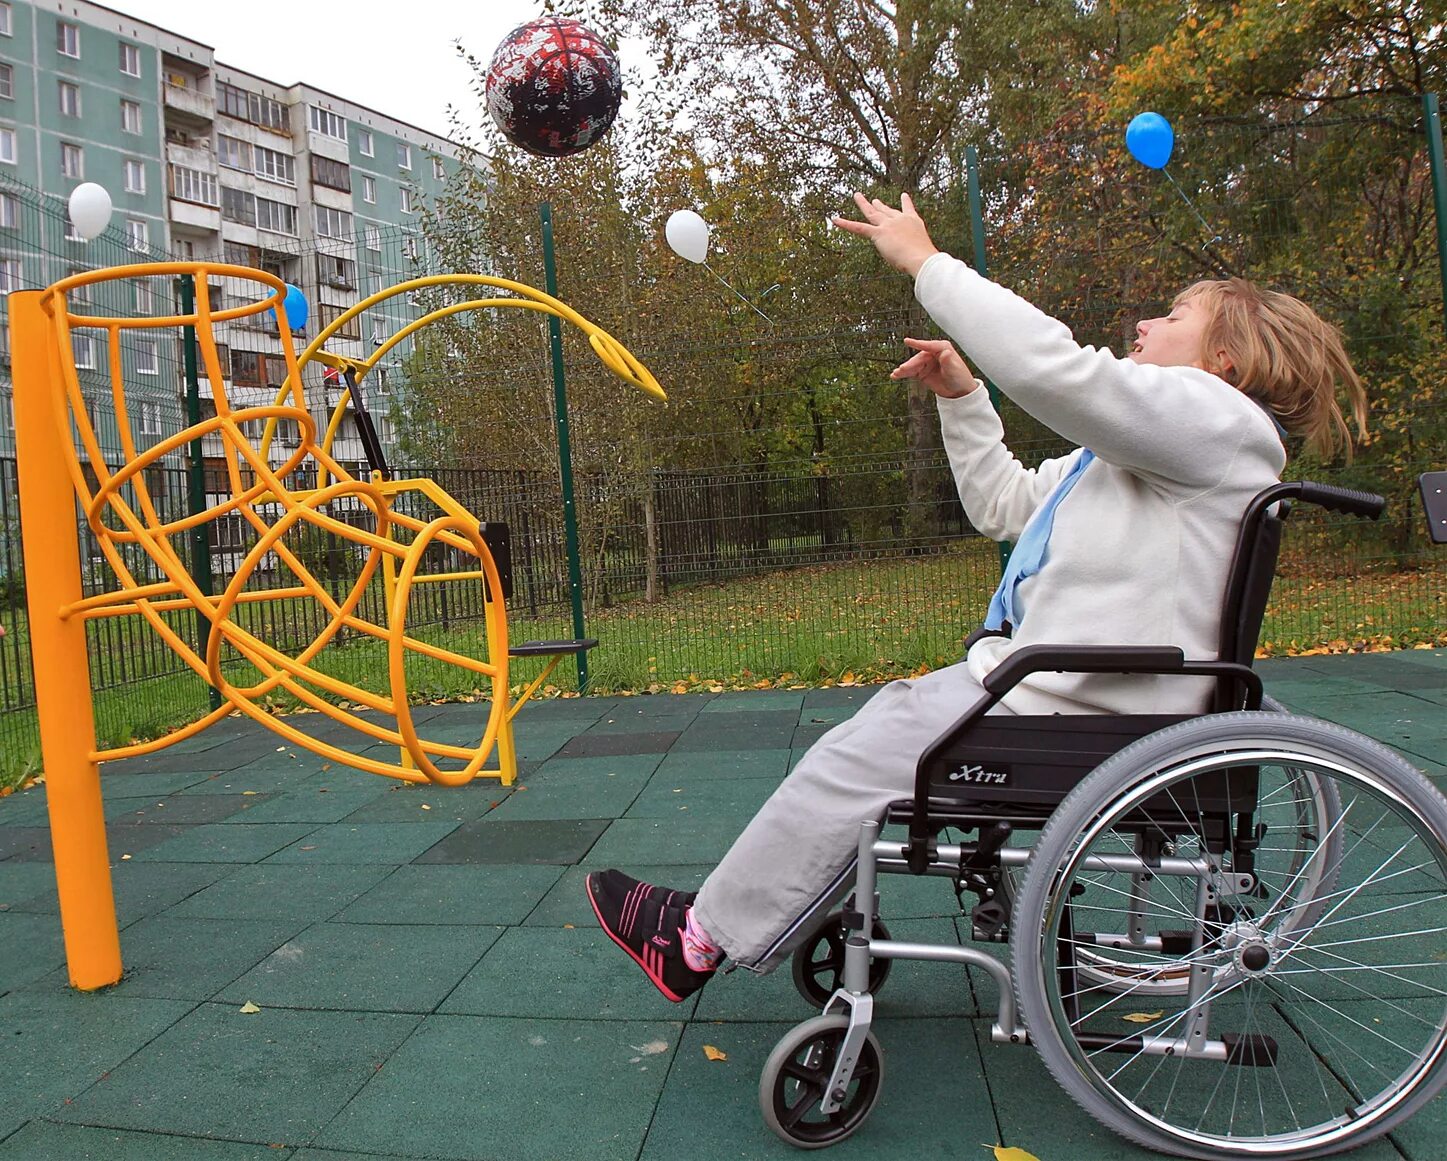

{"left": 1174, "top": 278, "right": 1368, "bottom": 461}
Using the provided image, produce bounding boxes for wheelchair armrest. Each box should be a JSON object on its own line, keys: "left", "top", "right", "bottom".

{"left": 982, "top": 645, "right": 1186, "bottom": 695}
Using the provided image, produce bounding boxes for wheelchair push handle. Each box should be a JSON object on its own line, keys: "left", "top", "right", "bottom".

{"left": 1289, "top": 481, "right": 1385, "bottom": 520}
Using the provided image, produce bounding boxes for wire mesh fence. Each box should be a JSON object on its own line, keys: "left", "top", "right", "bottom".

{"left": 1, "top": 95, "right": 1444, "bottom": 776}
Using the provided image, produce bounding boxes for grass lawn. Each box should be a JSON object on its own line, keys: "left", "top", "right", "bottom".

{"left": 2, "top": 541, "right": 1442, "bottom": 790}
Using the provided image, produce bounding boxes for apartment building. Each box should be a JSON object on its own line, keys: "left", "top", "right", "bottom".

{"left": 0, "top": 0, "right": 466, "bottom": 482}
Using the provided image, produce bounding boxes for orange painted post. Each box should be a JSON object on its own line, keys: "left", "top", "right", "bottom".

{"left": 9, "top": 290, "right": 123, "bottom": 989}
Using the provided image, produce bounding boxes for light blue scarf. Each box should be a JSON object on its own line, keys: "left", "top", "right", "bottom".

{"left": 982, "top": 449, "right": 1095, "bottom": 631}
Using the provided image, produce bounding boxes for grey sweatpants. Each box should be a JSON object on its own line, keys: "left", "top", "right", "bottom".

{"left": 690, "top": 663, "right": 1013, "bottom": 970}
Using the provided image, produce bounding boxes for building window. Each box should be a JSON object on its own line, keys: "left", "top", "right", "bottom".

{"left": 0, "top": 127, "right": 13, "bottom": 164}
{"left": 364, "top": 224, "right": 381, "bottom": 252}
{"left": 121, "top": 99, "right": 142, "bottom": 135}
{"left": 402, "top": 235, "right": 419, "bottom": 261}
{"left": 135, "top": 338, "right": 158, "bottom": 375}
{"left": 314, "top": 205, "right": 352, "bottom": 240}
{"left": 311, "top": 154, "right": 350, "bottom": 192}
{"left": 58, "top": 80, "right": 81, "bottom": 117}
{"left": 400, "top": 187, "right": 416, "bottom": 214}
{"left": 230, "top": 349, "right": 265, "bottom": 387}
{"left": 0, "top": 257, "right": 21, "bottom": 293}
{"left": 221, "top": 186, "right": 256, "bottom": 227}
{"left": 396, "top": 142, "right": 411, "bottom": 170}
{"left": 119, "top": 42, "right": 141, "bottom": 77}
{"left": 72, "top": 333, "right": 95, "bottom": 369}
{"left": 316, "top": 253, "right": 355, "bottom": 289}
{"left": 362, "top": 175, "right": 375, "bottom": 203}
{"left": 217, "top": 135, "right": 252, "bottom": 171}
{"left": 133, "top": 279, "right": 153, "bottom": 313}
{"left": 126, "top": 219, "right": 149, "bottom": 252}
{"left": 124, "top": 159, "right": 146, "bottom": 194}
{"left": 139, "top": 401, "right": 162, "bottom": 435}
{"left": 56, "top": 20, "right": 80, "bottom": 58}
{"left": 0, "top": 3, "right": 11, "bottom": 37}
{"left": 61, "top": 143, "right": 83, "bottom": 178}
{"left": 357, "top": 128, "right": 373, "bottom": 157}
{"left": 256, "top": 197, "right": 297, "bottom": 235}
{"left": 218, "top": 82, "right": 286, "bottom": 132}
{"left": 170, "top": 165, "right": 219, "bottom": 207}
{"left": 308, "top": 105, "right": 346, "bottom": 140}
{"left": 0, "top": 63, "right": 11, "bottom": 100}
{"left": 432, "top": 157, "right": 445, "bottom": 181}
{"left": 318, "top": 302, "right": 361, "bottom": 340}
{"left": 254, "top": 144, "right": 294, "bottom": 184}
{"left": 0, "top": 192, "right": 16, "bottom": 229}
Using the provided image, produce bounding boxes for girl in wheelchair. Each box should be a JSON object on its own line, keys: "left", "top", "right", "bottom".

{"left": 589, "top": 191, "right": 1367, "bottom": 1000}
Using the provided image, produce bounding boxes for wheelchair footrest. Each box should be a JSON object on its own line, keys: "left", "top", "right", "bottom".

{"left": 509, "top": 638, "right": 599, "bottom": 657}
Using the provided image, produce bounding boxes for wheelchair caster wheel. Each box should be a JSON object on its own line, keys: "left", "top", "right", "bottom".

{"left": 791, "top": 911, "right": 892, "bottom": 1007}
{"left": 760, "top": 1014, "right": 884, "bottom": 1148}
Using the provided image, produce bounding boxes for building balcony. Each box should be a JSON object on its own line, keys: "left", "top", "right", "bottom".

{"left": 170, "top": 199, "right": 222, "bottom": 233}
{"left": 163, "top": 82, "right": 216, "bottom": 126}
{"left": 166, "top": 141, "right": 215, "bottom": 172}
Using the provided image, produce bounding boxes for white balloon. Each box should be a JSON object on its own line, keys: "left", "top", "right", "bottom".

{"left": 68, "top": 183, "right": 113, "bottom": 242}
{"left": 665, "top": 209, "right": 709, "bottom": 264}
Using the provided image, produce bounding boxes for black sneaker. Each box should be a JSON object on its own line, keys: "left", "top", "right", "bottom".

{"left": 585, "top": 869, "right": 714, "bottom": 1002}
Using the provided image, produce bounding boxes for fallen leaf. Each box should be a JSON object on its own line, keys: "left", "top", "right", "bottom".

{"left": 239, "top": 1001, "right": 261, "bottom": 1014}
{"left": 242, "top": 791, "right": 258, "bottom": 796}
{"left": 421, "top": 804, "right": 432, "bottom": 811}
{"left": 985, "top": 1147, "right": 1042, "bottom": 1161}
{"left": 1122, "top": 1010, "right": 1165, "bottom": 1024}
{"left": 703, "top": 1044, "right": 727, "bottom": 1062}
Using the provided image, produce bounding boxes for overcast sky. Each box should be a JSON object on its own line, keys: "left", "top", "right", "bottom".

{"left": 107, "top": 0, "right": 554, "bottom": 138}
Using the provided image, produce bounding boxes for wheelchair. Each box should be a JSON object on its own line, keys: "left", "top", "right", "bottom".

{"left": 759, "top": 480, "right": 1447, "bottom": 1159}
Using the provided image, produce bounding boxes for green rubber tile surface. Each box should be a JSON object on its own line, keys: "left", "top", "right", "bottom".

{"left": 235, "top": 771, "right": 394, "bottom": 824}
{"left": 587, "top": 815, "right": 747, "bottom": 866}
{"left": 316, "top": 1014, "right": 681, "bottom": 1161}
{"left": 52, "top": 1003, "right": 421, "bottom": 1145}
{"left": 132, "top": 823, "right": 319, "bottom": 863}
{"left": 104, "top": 794, "right": 270, "bottom": 825}
{"left": 532, "top": 753, "right": 666, "bottom": 779}
{"left": 218, "top": 921, "right": 502, "bottom": 1013}
{"left": 653, "top": 747, "right": 791, "bottom": 781}
{"left": 163, "top": 863, "right": 396, "bottom": 924}
{"left": 701, "top": 689, "right": 805, "bottom": 714}
{"left": 525, "top": 863, "right": 713, "bottom": 928}
{"left": 337, "top": 781, "right": 503, "bottom": 824}
{"left": 336, "top": 863, "right": 565, "bottom": 926}
{"left": 585, "top": 711, "right": 699, "bottom": 734}
{"left": 413, "top": 818, "right": 609, "bottom": 865}
{"left": 556, "top": 730, "right": 682, "bottom": 758}
{"left": 0, "top": 860, "right": 56, "bottom": 907}
{"left": 99, "top": 768, "right": 227, "bottom": 797}
{"left": 672, "top": 714, "right": 798, "bottom": 751}
{"left": 624, "top": 774, "right": 781, "bottom": 820}
{"left": 9, "top": 861, "right": 232, "bottom": 925}
{"left": 0, "top": 1122, "right": 292, "bottom": 1160}
{"left": 641, "top": 1018, "right": 995, "bottom": 1161}
{"left": 0, "top": 991, "right": 192, "bottom": 1128}
{"left": 0, "top": 911, "right": 66, "bottom": 992}
{"left": 483, "top": 765, "right": 651, "bottom": 822}
{"left": 441, "top": 925, "right": 699, "bottom": 1020}
{"left": 260, "top": 821, "right": 459, "bottom": 865}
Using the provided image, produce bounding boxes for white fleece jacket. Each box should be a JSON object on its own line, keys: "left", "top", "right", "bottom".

{"left": 914, "top": 253, "right": 1287, "bottom": 715}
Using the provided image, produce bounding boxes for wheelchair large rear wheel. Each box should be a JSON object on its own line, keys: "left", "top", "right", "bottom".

{"left": 1012, "top": 712, "right": 1447, "bottom": 1159}
{"left": 1000, "top": 762, "right": 1341, "bottom": 997}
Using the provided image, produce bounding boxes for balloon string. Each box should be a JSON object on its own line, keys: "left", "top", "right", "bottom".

{"left": 703, "top": 261, "right": 775, "bottom": 324}
{"left": 1162, "top": 168, "right": 1223, "bottom": 250}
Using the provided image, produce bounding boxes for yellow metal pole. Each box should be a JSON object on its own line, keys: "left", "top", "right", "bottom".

{"left": 9, "top": 290, "right": 123, "bottom": 989}
{"left": 374, "top": 471, "right": 413, "bottom": 773}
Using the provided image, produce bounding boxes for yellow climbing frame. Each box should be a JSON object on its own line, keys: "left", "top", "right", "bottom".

{"left": 9, "top": 263, "right": 663, "bottom": 988}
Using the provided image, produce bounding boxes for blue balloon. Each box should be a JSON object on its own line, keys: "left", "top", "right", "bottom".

{"left": 1126, "top": 112, "right": 1174, "bottom": 170}
{"left": 270, "top": 283, "right": 309, "bottom": 332}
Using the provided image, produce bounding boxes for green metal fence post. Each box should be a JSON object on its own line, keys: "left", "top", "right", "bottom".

{"left": 539, "top": 202, "right": 589, "bottom": 691}
{"left": 176, "top": 275, "right": 221, "bottom": 711}
{"left": 966, "top": 146, "right": 1011, "bottom": 576}
{"left": 1423, "top": 94, "right": 1447, "bottom": 338}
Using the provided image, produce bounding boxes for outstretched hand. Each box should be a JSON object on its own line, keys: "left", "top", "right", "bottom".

{"left": 832, "top": 192, "right": 940, "bottom": 278}
{"left": 891, "top": 338, "right": 978, "bottom": 400}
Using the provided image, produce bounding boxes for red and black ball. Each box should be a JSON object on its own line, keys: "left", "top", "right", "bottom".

{"left": 485, "top": 18, "right": 623, "bottom": 158}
